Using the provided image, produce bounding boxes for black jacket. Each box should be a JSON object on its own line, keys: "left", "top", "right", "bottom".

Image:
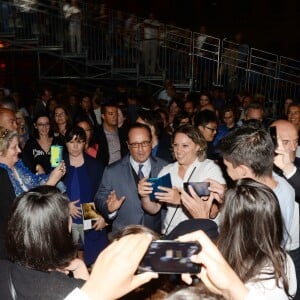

{"left": 0, "top": 168, "right": 16, "bottom": 259}
{"left": 0, "top": 260, "right": 84, "bottom": 300}
{"left": 96, "top": 125, "right": 128, "bottom": 166}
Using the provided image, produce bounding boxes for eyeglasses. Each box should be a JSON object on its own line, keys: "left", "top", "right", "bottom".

{"left": 205, "top": 126, "right": 217, "bottom": 132}
{"left": 37, "top": 123, "right": 50, "bottom": 127}
{"left": 128, "top": 141, "right": 152, "bottom": 148}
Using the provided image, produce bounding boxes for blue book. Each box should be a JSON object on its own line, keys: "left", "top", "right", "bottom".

{"left": 147, "top": 173, "right": 172, "bottom": 201}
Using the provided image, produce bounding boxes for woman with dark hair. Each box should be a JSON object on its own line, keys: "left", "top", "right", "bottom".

{"left": 63, "top": 126, "right": 107, "bottom": 266}
{"left": 52, "top": 105, "right": 73, "bottom": 141}
{"left": 180, "top": 179, "right": 297, "bottom": 299}
{"left": 217, "top": 179, "right": 296, "bottom": 298}
{"left": 0, "top": 185, "right": 89, "bottom": 299}
{"left": 76, "top": 118, "right": 100, "bottom": 159}
{"left": 139, "top": 124, "right": 225, "bottom": 236}
{"left": 22, "top": 112, "right": 63, "bottom": 174}
{"left": 197, "top": 91, "right": 212, "bottom": 111}
{"left": 168, "top": 98, "right": 183, "bottom": 127}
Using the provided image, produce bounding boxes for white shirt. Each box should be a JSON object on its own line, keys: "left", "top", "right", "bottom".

{"left": 159, "top": 158, "right": 225, "bottom": 234}
{"left": 64, "top": 288, "right": 89, "bottom": 300}
{"left": 245, "top": 254, "right": 297, "bottom": 300}
{"left": 130, "top": 156, "right": 151, "bottom": 178}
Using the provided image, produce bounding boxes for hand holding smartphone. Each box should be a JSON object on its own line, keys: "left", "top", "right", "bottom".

{"left": 183, "top": 182, "right": 210, "bottom": 197}
{"left": 138, "top": 240, "right": 201, "bottom": 274}
{"left": 50, "top": 145, "right": 63, "bottom": 168}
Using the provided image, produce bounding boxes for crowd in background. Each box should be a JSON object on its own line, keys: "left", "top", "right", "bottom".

{"left": 0, "top": 77, "right": 300, "bottom": 299}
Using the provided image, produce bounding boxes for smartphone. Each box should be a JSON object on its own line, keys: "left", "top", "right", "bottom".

{"left": 269, "top": 126, "right": 278, "bottom": 150}
{"left": 50, "top": 145, "right": 63, "bottom": 168}
{"left": 183, "top": 182, "right": 210, "bottom": 197}
{"left": 138, "top": 240, "right": 201, "bottom": 274}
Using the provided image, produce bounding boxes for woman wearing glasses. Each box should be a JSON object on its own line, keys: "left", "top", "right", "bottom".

{"left": 22, "top": 112, "right": 63, "bottom": 174}
{"left": 53, "top": 105, "right": 73, "bottom": 141}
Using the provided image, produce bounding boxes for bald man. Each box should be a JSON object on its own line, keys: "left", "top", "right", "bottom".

{"left": 271, "top": 119, "right": 300, "bottom": 299}
{"left": 272, "top": 119, "right": 299, "bottom": 183}
{"left": 0, "top": 107, "right": 17, "bottom": 131}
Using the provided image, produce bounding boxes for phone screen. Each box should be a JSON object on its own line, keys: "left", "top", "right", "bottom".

{"left": 138, "top": 240, "right": 201, "bottom": 274}
{"left": 50, "top": 145, "right": 63, "bottom": 168}
{"left": 183, "top": 182, "right": 210, "bottom": 197}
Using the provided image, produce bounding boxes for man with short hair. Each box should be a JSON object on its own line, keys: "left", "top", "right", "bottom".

{"left": 95, "top": 123, "right": 167, "bottom": 235}
{"left": 194, "top": 109, "right": 218, "bottom": 160}
{"left": 96, "top": 103, "right": 128, "bottom": 166}
{"left": 34, "top": 87, "right": 53, "bottom": 116}
{"left": 244, "top": 101, "right": 264, "bottom": 122}
{"left": 77, "top": 95, "right": 98, "bottom": 128}
{"left": 0, "top": 107, "right": 17, "bottom": 130}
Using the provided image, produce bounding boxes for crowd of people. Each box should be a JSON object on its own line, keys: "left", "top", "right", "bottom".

{"left": 0, "top": 79, "right": 299, "bottom": 299}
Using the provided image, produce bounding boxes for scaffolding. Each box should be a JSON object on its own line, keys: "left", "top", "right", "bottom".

{"left": 0, "top": 1, "right": 299, "bottom": 115}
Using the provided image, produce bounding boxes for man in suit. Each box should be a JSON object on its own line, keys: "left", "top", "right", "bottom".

{"left": 96, "top": 103, "right": 128, "bottom": 166}
{"left": 34, "top": 87, "right": 53, "bottom": 116}
{"left": 95, "top": 123, "right": 167, "bottom": 235}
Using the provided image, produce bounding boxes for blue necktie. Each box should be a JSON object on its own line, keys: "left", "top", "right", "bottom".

{"left": 138, "top": 164, "right": 144, "bottom": 179}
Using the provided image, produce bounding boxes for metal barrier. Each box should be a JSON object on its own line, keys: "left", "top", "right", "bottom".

{"left": 0, "top": 1, "right": 299, "bottom": 115}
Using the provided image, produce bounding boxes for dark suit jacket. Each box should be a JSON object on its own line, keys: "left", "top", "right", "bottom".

{"left": 0, "top": 260, "right": 84, "bottom": 300}
{"left": 94, "top": 154, "right": 167, "bottom": 234}
{"left": 0, "top": 168, "right": 16, "bottom": 259}
{"left": 75, "top": 108, "right": 98, "bottom": 129}
{"left": 33, "top": 99, "right": 47, "bottom": 117}
{"left": 96, "top": 124, "right": 128, "bottom": 166}
{"left": 156, "top": 132, "right": 173, "bottom": 163}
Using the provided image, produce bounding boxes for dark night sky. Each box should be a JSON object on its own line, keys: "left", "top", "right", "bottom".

{"left": 109, "top": 0, "right": 300, "bottom": 60}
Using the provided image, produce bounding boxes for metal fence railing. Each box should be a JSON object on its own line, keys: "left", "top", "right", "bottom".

{"left": 0, "top": 1, "right": 300, "bottom": 116}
